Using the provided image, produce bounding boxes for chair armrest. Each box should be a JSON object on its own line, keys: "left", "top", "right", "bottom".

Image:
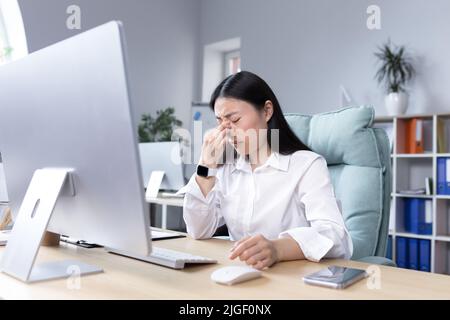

{"left": 356, "top": 256, "right": 396, "bottom": 267}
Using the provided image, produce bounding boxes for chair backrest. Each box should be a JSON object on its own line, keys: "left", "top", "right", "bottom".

{"left": 285, "top": 106, "right": 391, "bottom": 259}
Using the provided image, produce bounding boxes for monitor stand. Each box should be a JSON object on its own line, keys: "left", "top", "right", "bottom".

{"left": 0, "top": 168, "right": 103, "bottom": 283}
{"left": 145, "top": 170, "right": 165, "bottom": 199}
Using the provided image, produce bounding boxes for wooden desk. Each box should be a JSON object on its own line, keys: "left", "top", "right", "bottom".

{"left": 0, "top": 236, "right": 450, "bottom": 299}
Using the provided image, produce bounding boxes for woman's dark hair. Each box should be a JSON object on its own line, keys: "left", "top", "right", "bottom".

{"left": 210, "top": 71, "right": 310, "bottom": 155}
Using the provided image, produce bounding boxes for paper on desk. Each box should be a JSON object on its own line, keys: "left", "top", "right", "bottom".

{"left": 151, "top": 228, "right": 184, "bottom": 240}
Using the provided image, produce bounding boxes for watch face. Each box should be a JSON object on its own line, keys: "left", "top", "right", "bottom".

{"left": 197, "top": 165, "right": 209, "bottom": 177}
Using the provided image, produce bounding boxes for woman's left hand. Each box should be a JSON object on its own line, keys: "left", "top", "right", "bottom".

{"left": 228, "top": 234, "right": 279, "bottom": 270}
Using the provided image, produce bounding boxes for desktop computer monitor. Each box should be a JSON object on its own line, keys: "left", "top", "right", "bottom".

{"left": 0, "top": 21, "right": 152, "bottom": 281}
{"left": 139, "top": 141, "right": 186, "bottom": 191}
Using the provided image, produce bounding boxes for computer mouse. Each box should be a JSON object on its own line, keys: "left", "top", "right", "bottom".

{"left": 211, "top": 266, "right": 262, "bottom": 285}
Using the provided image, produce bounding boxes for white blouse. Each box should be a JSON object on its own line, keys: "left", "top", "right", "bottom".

{"left": 178, "top": 150, "right": 353, "bottom": 262}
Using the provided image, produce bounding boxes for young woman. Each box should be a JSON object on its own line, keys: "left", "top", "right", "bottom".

{"left": 179, "top": 71, "right": 353, "bottom": 270}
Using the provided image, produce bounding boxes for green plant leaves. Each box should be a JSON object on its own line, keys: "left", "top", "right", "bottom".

{"left": 374, "top": 40, "right": 415, "bottom": 93}
{"left": 138, "top": 107, "right": 183, "bottom": 143}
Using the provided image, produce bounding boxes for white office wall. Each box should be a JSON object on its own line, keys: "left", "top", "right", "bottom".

{"left": 16, "top": 0, "right": 450, "bottom": 125}
{"left": 200, "top": 0, "right": 450, "bottom": 116}
{"left": 18, "top": 0, "right": 201, "bottom": 128}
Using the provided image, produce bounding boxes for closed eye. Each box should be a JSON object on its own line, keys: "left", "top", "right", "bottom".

{"left": 216, "top": 115, "right": 240, "bottom": 124}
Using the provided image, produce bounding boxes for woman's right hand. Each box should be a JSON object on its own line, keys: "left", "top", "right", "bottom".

{"left": 199, "top": 123, "right": 230, "bottom": 169}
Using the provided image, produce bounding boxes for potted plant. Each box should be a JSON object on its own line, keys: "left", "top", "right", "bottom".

{"left": 138, "top": 107, "right": 188, "bottom": 165}
{"left": 138, "top": 107, "right": 183, "bottom": 143}
{"left": 375, "top": 41, "right": 415, "bottom": 116}
{"left": 138, "top": 108, "right": 187, "bottom": 188}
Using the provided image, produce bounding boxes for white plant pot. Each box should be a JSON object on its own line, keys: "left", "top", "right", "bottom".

{"left": 385, "top": 92, "right": 409, "bottom": 116}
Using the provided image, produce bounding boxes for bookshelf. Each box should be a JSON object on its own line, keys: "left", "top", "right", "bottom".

{"left": 374, "top": 113, "right": 450, "bottom": 275}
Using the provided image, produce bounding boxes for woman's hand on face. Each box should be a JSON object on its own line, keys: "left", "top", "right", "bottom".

{"left": 228, "top": 234, "right": 279, "bottom": 270}
{"left": 200, "top": 124, "right": 230, "bottom": 169}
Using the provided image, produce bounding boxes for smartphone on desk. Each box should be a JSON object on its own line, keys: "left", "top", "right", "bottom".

{"left": 303, "top": 266, "right": 368, "bottom": 289}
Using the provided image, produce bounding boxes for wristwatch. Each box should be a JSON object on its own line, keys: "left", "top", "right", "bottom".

{"left": 196, "top": 164, "right": 217, "bottom": 178}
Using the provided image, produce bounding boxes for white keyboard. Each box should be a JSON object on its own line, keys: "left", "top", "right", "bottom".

{"left": 107, "top": 246, "right": 217, "bottom": 269}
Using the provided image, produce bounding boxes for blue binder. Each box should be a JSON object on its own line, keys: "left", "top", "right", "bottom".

{"left": 420, "top": 200, "right": 433, "bottom": 235}
{"left": 408, "top": 198, "right": 422, "bottom": 234}
{"left": 437, "top": 157, "right": 448, "bottom": 195}
{"left": 404, "top": 198, "right": 411, "bottom": 232}
{"left": 396, "top": 237, "right": 408, "bottom": 269}
{"left": 405, "top": 198, "right": 432, "bottom": 235}
{"left": 419, "top": 239, "right": 431, "bottom": 272}
{"left": 446, "top": 158, "right": 450, "bottom": 195}
{"left": 408, "top": 238, "right": 419, "bottom": 270}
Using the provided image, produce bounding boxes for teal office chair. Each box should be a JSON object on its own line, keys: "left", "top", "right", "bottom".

{"left": 285, "top": 106, "right": 395, "bottom": 266}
